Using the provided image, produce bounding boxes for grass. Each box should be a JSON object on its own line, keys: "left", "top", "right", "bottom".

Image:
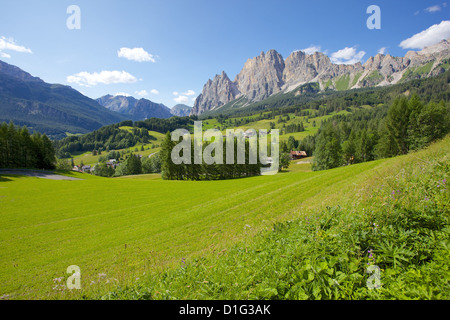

{"left": 351, "top": 72, "right": 362, "bottom": 87}
{"left": 104, "top": 136, "right": 450, "bottom": 300}
{"left": 2, "top": 134, "right": 448, "bottom": 300}
{"left": 335, "top": 75, "right": 350, "bottom": 91}
{"left": 400, "top": 61, "right": 434, "bottom": 82}
{"left": 364, "top": 70, "right": 384, "bottom": 85}
{"left": 1, "top": 141, "right": 404, "bottom": 300}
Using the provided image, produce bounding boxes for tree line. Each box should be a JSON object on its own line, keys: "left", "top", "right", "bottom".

{"left": 92, "top": 152, "right": 162, "bottom": 177}
{"left": 54, "top": 123, "right": 154, "bottom": 158}
{"left": 159, "top": 132, "right": 290, "bottom": 180}
{"left": 311, "top": 95, "right": 449, "bottom": 171}
{"left": 0, "top": 122, "right": 56, "bottom": 170}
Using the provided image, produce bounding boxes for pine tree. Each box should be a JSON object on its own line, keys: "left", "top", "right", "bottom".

{"left": 161, "top": 132, "right": 176, "bottom": 180}
{"left": 312, "top": 122, "right": 343, "bottom": 171}
{"left": 385, "top": 97, "right": 410, "bottom": 155}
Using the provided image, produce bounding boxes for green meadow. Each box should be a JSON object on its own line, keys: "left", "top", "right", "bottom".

{"left": 0, "top": 137, "right": 448, "bottom": 300}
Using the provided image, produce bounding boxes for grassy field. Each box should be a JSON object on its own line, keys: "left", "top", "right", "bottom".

{"left": 1, "top": 148, "right": 389, "bottom": 299}
{"left": 112, "top": 138, "right": 448, "bottom": 300}
{"left": 1, "top": 137, "right": 448, "bottom": 300}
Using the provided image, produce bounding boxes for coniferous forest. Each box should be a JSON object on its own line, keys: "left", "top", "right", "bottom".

{"left": 0, "top": 122, "right": 56, "bottom": 170}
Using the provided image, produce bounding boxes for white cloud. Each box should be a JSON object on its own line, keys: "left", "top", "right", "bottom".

{"left": 150, "top": 89, "right": 159, "bottom": 95}
{"left": 135, "top": 90, "right": 148, "bottom": 97}
{"left": 173, "top": 89, "right": 195, "bottom": 104}
{"left": 300, "top": 45, "right": 321, "bottom": 55}
{"left": 174, "top": 95, "right": 189, "bottom": 104}
{"left": 0, "top": 36, "right": 32, "bottom": 58}
{"left": 117, "top": 47, "right": 155, "bottom": 62}
{"left": 182, "top": 89, "right": 195, "bottom": 96}
{"left": 67, "top": 70, "right": 138, "bottom": 87}
{"left": 378, "top": 47, "right": 388, "bottom": 55}
{"left": 0, "top": 52, "right": 11, "bottom": 59}
{"left": 399, "top": 20, "right": 450, "bottom": 49}
{"left": 330, "top": 47, "right": 366, "bottom": 65}
{"left": 114, "top": 92, "right": 131, "bottom": 97}
{"left": 425, "top": 5, "right": 442, "bottom": 12}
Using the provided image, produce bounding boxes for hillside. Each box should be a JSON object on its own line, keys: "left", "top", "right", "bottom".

{"left": 0, "top": 135, "right": 448, "bottom": 299}
{"left": 96, "top": 94, "right": 172, "bottom": 121}
{"left": 192, "top": 39, "right": 450, "bottom": 116}
{"left": 109, "top": 136, "right": 450, "bottom": 300}
{"left": 0, "top": 60, "right": 127, "bottom": 140}
{"left": 170, "top": 104, "right": 193, "bottom": 117}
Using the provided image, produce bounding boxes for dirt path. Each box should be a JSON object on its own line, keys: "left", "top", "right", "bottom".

{"left": 0, "top": 170, "right": 83, "bottom": 180}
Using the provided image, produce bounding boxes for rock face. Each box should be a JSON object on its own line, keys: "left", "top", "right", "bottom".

{"left": 234, "top": 49, "right": 285, "bottom": 101}
{"left": 283, "top": 51, "right": 363, "bottom": 91}
{"left": 170, "top": 104, "right": 192, "bottom": 117}
{"left": 191, "top": 39, "right": 450, "bottom": 115}
{"left": 191, "top": 71, "right": 239, "bottom": 115}
{"left": 97, "top": 95, "right": 172, "bottom": 120}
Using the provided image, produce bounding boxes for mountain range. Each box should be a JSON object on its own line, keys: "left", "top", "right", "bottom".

{"left": 1, "top": 39, "right": 449, "bottom": 139}
{"left": 0, "top": 60, "right": 191, "bottom": 139}
{"left": 95, "top": 96, "right": 193, "bottom": 120}
{"left": 0, "top": 60, "right": 128, "bottom": 139}
{"left": 170, "top": 104, "right": 193, "bottom": 117}
{"left": 96, "top": 94, "right": 173, "bottom": 121}
{"left": 191, "top": 39, "right": 450, "bottom": 115}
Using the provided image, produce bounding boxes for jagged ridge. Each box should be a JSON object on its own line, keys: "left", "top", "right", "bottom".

{"left": 192, "top": 39, "right": 450, "bottom": 115}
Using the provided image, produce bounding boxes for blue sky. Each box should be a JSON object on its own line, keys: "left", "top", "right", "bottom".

{"left": 0, "top": 0, "right": 449, "bottom": 108}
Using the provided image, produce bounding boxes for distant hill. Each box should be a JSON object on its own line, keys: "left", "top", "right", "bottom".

{"left": 171, "top": 104, "right": 192, "bottom": 117}
{"left": 97, "top": 95, "right": 172, "bottom": 121}
{"left": 0, "top": 60, "right": 127, "bottom": 140}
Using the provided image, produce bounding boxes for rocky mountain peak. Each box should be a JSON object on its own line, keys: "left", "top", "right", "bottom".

{"left": 191, "top": 71, "right": 240, "bottom": 115}
{"left": 234, "top": 49, "right": 285, "bottom": 101}
{"left": 191, "top": 39, "right": 450, "bottom": 115}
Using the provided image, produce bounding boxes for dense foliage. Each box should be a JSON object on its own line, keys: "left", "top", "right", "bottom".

{"left": 160, "top": 132, "right": 268, "bottom": 180}
{"left": 312, "top": 95, "right": 449, "bottom": 171}
{"left": 0, "top": 122, "right": 56, "bottom": 170}
{"left": 54, "top": 124, "right": 153, "bottom": 158}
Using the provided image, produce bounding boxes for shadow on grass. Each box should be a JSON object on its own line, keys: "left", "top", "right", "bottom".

{"left": 0, "top": 175, "right": 13, "bottom": 182}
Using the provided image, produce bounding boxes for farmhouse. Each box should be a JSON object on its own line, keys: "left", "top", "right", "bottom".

{"left": 290, "top": 151, "right": 307, "bottom": 160}
{"left": 106, "top": 159, "right": 118, "bottom": 168}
